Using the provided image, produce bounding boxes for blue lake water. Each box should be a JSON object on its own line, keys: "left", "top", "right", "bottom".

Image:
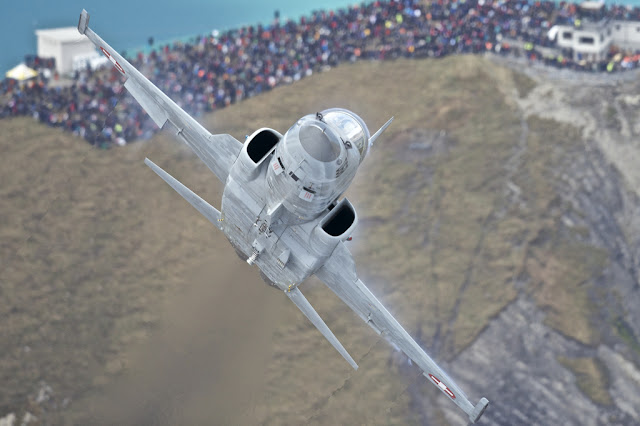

{"left": 0, "top": 0, "right": 356, "bottom": 74}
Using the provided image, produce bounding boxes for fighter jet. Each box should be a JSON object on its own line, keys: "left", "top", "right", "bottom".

{"left": 78, "top": 10, "right": 489, "bottom": 423}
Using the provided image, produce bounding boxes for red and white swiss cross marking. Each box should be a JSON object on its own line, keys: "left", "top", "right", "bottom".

{"left": 428, "top": 374, "right": 456, "bottom": 399}
{"left": 100, "top": 46, "right": 125, "bottom": 75}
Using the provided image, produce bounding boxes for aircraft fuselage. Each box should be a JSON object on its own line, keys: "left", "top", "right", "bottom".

{"left": 220, "top": 109, "right": 368, "bottom": 290}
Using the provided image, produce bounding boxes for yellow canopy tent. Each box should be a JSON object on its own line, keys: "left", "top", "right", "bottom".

{"left": 5, "top": 63, "right": 38, "bottom": 81}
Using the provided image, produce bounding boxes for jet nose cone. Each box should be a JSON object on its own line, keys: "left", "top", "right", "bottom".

{"left": 299, "top": 123, "right": 341, "bottom": 162}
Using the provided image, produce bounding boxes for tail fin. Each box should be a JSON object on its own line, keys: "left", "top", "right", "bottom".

{"left": 144, "top": 158, "right": 222, "bottom": 230}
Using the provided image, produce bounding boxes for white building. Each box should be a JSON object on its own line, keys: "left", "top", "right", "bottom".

{"left": 551, "top": 1, "right": 640, "bottom": 61}
{"left": 36, "top": 27, "right": 96, "bottom": 75}
{"left": 610, "top": 20, "right": 640, "bottom": 50}
{"left": 554, "top": 19, "right": 640, "bottom": 61}
{"left": 555, "top": 20, "right": 614, "bottom": 61}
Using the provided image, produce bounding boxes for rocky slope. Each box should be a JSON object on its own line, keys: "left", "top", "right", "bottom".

{"left": 433, "top": 57, "right": 640, "bottom": 425}
{"left": 2, "top": 56, "right": 640, "bottom": 425}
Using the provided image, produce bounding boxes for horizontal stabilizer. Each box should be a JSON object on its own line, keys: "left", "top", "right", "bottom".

{"left": 286, "top": 288, "right": 358, "bottom": 370}
{"left": 144, "top": 158, "right": 222, "bottom": 230}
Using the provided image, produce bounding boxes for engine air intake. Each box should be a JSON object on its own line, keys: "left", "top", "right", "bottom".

{"left": 247, "top": 130, "right": 280, "bottom": 163}
{"left": 322, "top": 203, "right": 356, "bottom": 237}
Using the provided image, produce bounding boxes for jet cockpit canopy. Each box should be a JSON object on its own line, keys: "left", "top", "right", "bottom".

{"left": 321, "top": 108, "right": 371, "bottom": 163}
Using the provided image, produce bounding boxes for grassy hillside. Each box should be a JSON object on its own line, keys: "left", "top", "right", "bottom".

{"left": 1, "top": 56, "right": 614, "bottom": 424}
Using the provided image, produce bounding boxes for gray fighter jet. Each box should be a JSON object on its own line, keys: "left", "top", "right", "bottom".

{"left": 78, "top": 10, "right": 488, "bottom": 423}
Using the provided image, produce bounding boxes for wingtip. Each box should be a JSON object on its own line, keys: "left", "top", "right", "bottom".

{"left": 468, "top": 397, "right": 489, "bottom": 423}
{"left": 78, "top": 9, "right": 90, "bottom": 35}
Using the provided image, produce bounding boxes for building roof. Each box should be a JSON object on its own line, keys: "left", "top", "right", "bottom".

{"left": 556, "top": 18, "right": 610, "bottom": 32}
{"left": 35, "top": 27, "right": 88, "bottom": 43}
{"left": 577, "top": 20, "right": 610, "bottom": 32}
{"left": 580, "top": 1, "right": 605, "bottom": 11}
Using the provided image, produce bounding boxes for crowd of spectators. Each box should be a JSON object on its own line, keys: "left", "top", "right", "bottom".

{"left": 2, "top": 0, "right": 640, "bottom": 148}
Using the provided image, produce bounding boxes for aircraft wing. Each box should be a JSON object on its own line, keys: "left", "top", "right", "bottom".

{"left": 77, "top": 10, "right": 242, "bottom": 183}
{"left": 315, "top": 242, "right": 489, "bottom": 424}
